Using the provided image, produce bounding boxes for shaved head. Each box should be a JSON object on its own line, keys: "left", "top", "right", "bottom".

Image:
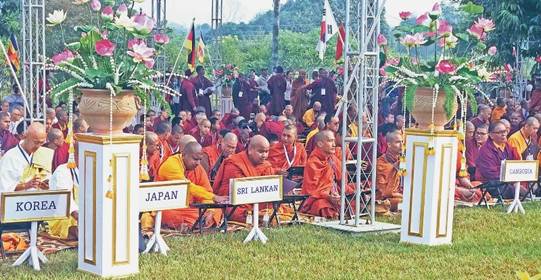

{"left": 183, "top": 141, "right": 202, "bottom": 156}
{"left": 221, "top": 132, "right": 238, "bottom": 156}
{"left": 247, "top": 135, "right": 270, "bottom": 165}
{"left": 179, "top": 135, "right": 197, "bottom": 153}
{"left": 22, "top": 122, "right": 47, "bottom": 154}
{"left": 145, "top": 131, "right": 159, "bottom": 145}
{"left": 182, "top": 141, "right": 203, "bottom": 170}
{"left": 47, "top": 128, "right": 63, "bottom": 142}
{"left": 315, "top": 130, "right": 336, "bottom": 155}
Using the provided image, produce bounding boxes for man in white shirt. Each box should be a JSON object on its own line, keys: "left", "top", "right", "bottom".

{"left": 0, "top": 122, "right": 47, "bottom": 193}
{"left": 8, "top": 105, "right": 24, "bottom": 135}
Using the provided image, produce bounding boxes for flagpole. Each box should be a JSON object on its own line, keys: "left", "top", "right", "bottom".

{"left": 166, "top": 18, "right": 195, "bottom": 86}
{"left": 0, "top": 39, "right": 31, "bottom": 120}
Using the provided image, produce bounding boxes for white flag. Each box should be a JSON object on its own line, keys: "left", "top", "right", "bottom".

{"left": 316, "top": 0, "right": 339, "bottom": 60}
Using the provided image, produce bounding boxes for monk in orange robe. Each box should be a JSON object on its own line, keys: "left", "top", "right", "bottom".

{"left": 490, "top": 97, "right": 507, "bottom": 123}
{"left": 144, "top": 132, "right": 161, "bottom": 180}
{"left": 212, "top": 135, "right": 276, "bottom": 222}
{"left": 268, "top": 125, "right": 307, "bottom": 170}
{"left": 157, "top": 141, "right": 227, "bottom": 230}
{"left": 455, "top": 141, "right": 488, "bottom": 203}
{"left": 201, "top": 132, "right": 238, "bottom": 180}
{"left": 375, "top": 130, "right": 403, "bottom": 211}
{"left": 301, "top": 130, "right": 355, "bottom": 218}
{"left": 155, "top": 121, "right": 173, "bottom": 162}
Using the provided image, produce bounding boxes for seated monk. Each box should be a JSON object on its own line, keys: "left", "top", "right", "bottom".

{"left": 156, "top": 141, "right": 227, "bottom": 230}
{"left": 490, "top": 97, "right": 506, "bottom": 123}
{"left": 301, "top": 130, "right": 355, "bottom": 218}
{"left": 268, "top": 124, "right": 307, "bottom": 170}
{"left": 212, "top": 135, "right": 276, "bottom": 222}
{"left": 201, "top": 132, "right": 238, "bottom": 180}
{"left": 475, "top": 121, "right": 524, "bottom": 198}
{"left": 302, "top": 101, "right": 322, "bottom": 128}
{"left": 155, "top": 121, "right": 172, "bottom": 162}
{"left": 376, "top": 130, "right": 403, "bottom": 212}
{"left": 465, "top": 124, "right": 488, "bottom": 178}
{"left": 189, "top": 118, "right": 213, "bottom": 147}
{"left": 144, "top": 132, "right": 161, "bottom": 180}
{"left": 455, "top": 140, "right": 487, "bottom": 203}
{"left": 507, "top": 116, "right": 539, "bottom": 160}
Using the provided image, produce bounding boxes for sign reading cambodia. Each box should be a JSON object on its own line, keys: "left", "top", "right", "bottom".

{"left": 1, "top": 190, "right": 71, "bottom": 223}
{"left": 139, "top": 180, "right": 189, "bottom": 212}
{"left": 229, "top": 175, "right": 283, "bottom": 205}
{"left": 500, "top": 160, "right": 539, "bottom": 182}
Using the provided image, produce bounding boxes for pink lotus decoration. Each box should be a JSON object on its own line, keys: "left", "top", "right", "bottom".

{"left": 467, "top": 18, "right": 495, "bottom": 41}
{"left": 488, "top": 46, "right": 497, "bottom": 56}
{"left": 116, "top": 3, "right": 128, "bottom": 16}
{"left": 127, "top": 42, "right": 155, "bottom": 69}
{"left": 153, "top": 33, "right": 170, "bottom": 45}
{"left": 95, "top": 39, "right": 115, "bottom": 56}
{"left": 132, "top": 13, "right": 154, "bottom": 35}
{"left": 536, "top": 56, "right": 541, "bottom": 64}
{"left": 128, "top": 38, "right": 143, "bottom": 50}
{"left": 377, "top": 34, "right": 387, "bottom": 46}
{"left": 416, "top": 13, "right": 429, "bottom": 26}
{"left": 437, "top": 19, "right": 452, "bottom": 36}
{"left": 101, "top": 6, "right": 113, "bottom": 20}
{"left": 399, "top": 11, "right": 412, "bottom": 20}
{"left": 436, "top": 60, "right": 456, "bottom": 74}
{"left": 400, "top": 33, "right": 426, "bottom": 48}
{"left": 90, "top": 0, "right": 101, "bottom": 12}
{"left": 52, "top": 49, "right": 75, "bottom": 65}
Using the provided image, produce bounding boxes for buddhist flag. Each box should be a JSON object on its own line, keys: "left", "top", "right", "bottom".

{"left": 184, "top": 20, "right": 196, "bottom": 71}
{"left": 316, "top": 0, "right": 338, "bottom": 60}
{"left": 197, "top": 32, "right": 205, "bottom": 64}
{"left": 335, "top": 23, "right": 346, "bottom": 61}
{"left": 6, "top": 33, "right": 20, "bottom": 72}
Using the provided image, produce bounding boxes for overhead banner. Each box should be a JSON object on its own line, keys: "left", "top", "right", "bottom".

{"left": 139, "top": 180, "right": 189, "bottom": 212}
{"left": 229, "top": 175, "right": 283, "bottom": 205}
{"left": 1, "top": 190, "right": 71, "bottom": 223}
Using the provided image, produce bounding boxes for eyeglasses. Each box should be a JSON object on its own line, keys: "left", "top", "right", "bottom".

{"left": 475, "top": 131, "right": 488, "bottom": 136}
{"left": 491, "top": 130, "right": 507, "bottom": 135}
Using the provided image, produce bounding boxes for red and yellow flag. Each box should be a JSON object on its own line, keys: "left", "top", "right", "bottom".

{"left": 197, "top": 32, "right": 205, "bottom": 64}
{"left": 6, "top": 33, "right": 20, "bottom": 72}
{"left": 184, "top": 20, "right": 196, "bottom": 71}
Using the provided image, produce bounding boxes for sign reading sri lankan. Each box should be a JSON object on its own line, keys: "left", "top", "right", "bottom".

{"left": 1, "top": 190, "right": 71, "bottom": 223}
{"left": 229, "top": 175, "right": 283, "bottom": 205}
{"left": 500, "top": 160, "right": 539, "bottom": 182}
{"left": 139, "top": 180, "right": 189, "bottom": 212}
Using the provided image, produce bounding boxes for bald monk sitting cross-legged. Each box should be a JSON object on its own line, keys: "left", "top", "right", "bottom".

{"left": 376, "top": 130, "right": 403, "bottom": 212}
{"left": 156, "top": 141, "right": 228, "bottom": 230}
{"left": 268, "top": 125, "right": 307, "bottom": 171}
{"left": 212, "top": 135, "right": 276, "bottom": 222}
{"left": 301, "top": 130, "right": 355, "bottom": 218}
{"left": 201, "top": 132, "right": 238, "bottom": 181}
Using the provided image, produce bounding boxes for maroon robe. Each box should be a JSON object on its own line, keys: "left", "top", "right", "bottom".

{"left": 233, "top": 78, "right": 255, "bottom": 119}
{"left": 258, "top": 120, "right": 284, "bottom": 140}
{"left": 465, "top": 138, "right": 481, "bottom": 169}
{"left": 189, "top": 127, "right": 213, "bottom": 147}
{"left": 52, "top": 121, "right": 68, "bottom": 138}
{"left": 191, "top": 75, "right": 213, "bottom": 116}
{"left": 267, "top": 74, "right": 287, "bottom": 116}
{"left": 306, "top": 77, "right": 337, "bottom": 115}
{"left": 474, "top": 138, "right": 520, "bottom": 182}
{"left": 529, "top": 89, "right": 541, "bottom": 114}
{"left": 470, "top": 116, "right": 488, "bottom": 128}
{"left": 291, "top": 77, "right": 309, "bottom": 121}
{"left": 0, "top": 129, "right": 18, "bottom": 152}
{"left": 52, "top": 142, "right": 69, "bottom": 172}
{"left": 180, "top": 79, "right": 198, "bottom": 113}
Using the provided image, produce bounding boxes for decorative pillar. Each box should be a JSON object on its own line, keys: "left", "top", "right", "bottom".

{"left": 400, "top": 129, "right": 458, "bottom": 246}
{"left": 76, "top": 134, "right": 142, "bottom": 277}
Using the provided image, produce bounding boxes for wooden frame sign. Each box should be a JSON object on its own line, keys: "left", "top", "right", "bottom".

{"left": 139, "top": 180, "right": 189, "bottom": 212}
{"left": 1, "top": 190, "right": 71, "bottom": 223}
{"left": 500, "top": 160, "right": 539, "bottom": 182}
{"left": 230, "top": 175, "right": 283, "bottom": 206}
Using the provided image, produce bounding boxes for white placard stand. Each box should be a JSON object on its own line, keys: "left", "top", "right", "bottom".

{"left": 400, "top": 130, "right": 458, "bottom": 246}
{"left": 77, "top": 134, "right": 142, "bottom": 278}
{"left": 243, "top": 204, "right": 268, "bottom": 244}
{"left": 507, "top": 182, "right": 525, "bottom": 214}
{"left": 143, "top": 211, "right": 169, "bottom": 255}
{"left": 12, "top": 222, "right": 47, "bottom": 270}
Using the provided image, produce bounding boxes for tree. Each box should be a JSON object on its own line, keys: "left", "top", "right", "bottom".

{"left": 271, "top": 0, "right": 280, "bottom": 67}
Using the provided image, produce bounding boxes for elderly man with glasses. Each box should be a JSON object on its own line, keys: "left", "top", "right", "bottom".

{"left": 465, "top": 124, "right": 489, "bottom": 179}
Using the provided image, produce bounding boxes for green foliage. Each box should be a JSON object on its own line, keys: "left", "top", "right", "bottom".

{"left": 404, "top": 85, "right": 417, "bottom": 113}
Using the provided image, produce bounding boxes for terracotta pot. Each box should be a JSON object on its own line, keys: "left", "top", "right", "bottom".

{"left": 411, "top": 87, "right": 458, "bottom": 130}
{"left": 78, "top": 88, "right": 139, "bottom": 135}
{"left": 222, "top": 86, "right": 232, "bottom": 98}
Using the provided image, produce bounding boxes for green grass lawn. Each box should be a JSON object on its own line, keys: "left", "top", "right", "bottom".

{"left": 2, "top": 203, "right": 541, "bottom": 279}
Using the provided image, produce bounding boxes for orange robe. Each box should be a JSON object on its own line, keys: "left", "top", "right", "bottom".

{"left": 159, "top": 138, "right": 172, "bottom": 162}
{"left": 1, "top": 233, "right": 28, "bottom": 252}
{"left": 202, "top": 144, "right": 220, "bottom": 172}
{"left": 147, "top": 151, "right": 161, "bottom": 181}
{"left": 301, "top": 147, "right": 354, "bottom": 218}
{"left": 212, "top": 151, "right": 275, "bottom": 222}
{"left": 268, "top": 142, "right": 307, "bottom": 170}
{"left": 490, "top": 106, "right": 506, "bottom": 122}
{"left": 376, "top": 154, "right": 401, "bottom": 200}
{"left": 455, "top": 143, "right": 485, "bottom": 203}
{"left": 157, "top": 154, "right": 218, "bottom": 229}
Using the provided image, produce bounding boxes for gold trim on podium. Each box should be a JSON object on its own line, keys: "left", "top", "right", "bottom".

{"left": 112, "top": 153, "right": 131, "bottom": 266}
{"left": 76, "top": 134, "right": 143, "bottom": 145}
{"left": 405, "top": 128, "right": 460, "bottom": 137}
{"left": 407, "top": 142, "right": 428, "bottom": 237}
{"left": 83, "top": 151, "right": 97, "bottom": 265}
{"left": 436, "top": 144, "right": 453, "bottom": 238}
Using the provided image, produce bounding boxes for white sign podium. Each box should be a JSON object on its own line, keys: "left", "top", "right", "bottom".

{"left": 76, "top": 134, "right": 142, "bottom": 277}
{"left": 230, "top": 175, "right": 283, "bottom": 244}
{"left": 400, "top": 129, "right": 458, "bottom": 246}
{"left": 500, "top": 160, "right": 538, "bottom": 214}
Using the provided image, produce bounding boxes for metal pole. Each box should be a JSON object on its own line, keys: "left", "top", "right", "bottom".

{"left": 41, "top": 0, "right": 47, "bottom": 122}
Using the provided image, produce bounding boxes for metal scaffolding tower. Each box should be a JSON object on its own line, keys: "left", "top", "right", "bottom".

{"left": 152, "top": 0, "right": 168, "bottom": 76}
{"left": 21, "top": 0, "right": 47, "bottom": 122}
{"left": 210, "top": 0, "right": 223, "bottom": 67}
{"left": 339, "top": 0, "right": 385, "bottom": 227}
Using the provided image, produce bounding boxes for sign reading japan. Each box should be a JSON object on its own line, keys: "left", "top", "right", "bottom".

{"left": 139, "top": 180, "right": 189, "bottom": 212}
{"left": 1, "top": 190, "right": 71, "bottom": 223}
{"left": 230, "top": 175, "right": 283, "bottom": 205}
{"left": 500, "top": 160, "right": 539, "bottom": 182}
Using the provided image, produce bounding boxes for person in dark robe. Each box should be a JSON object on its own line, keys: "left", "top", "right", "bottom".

{"left": 267, "top": 66, "right": 287, "bottom": 116}
{"left": 470, "top": 104, "right": 491, "bottom": 128}
{"left": 528, "top": 77, "right": 541, "bottom": 114}
{"left": 0, "top": 112, "right": 18, "bottom": 153}
{"left": 189, "top": 119, "right": 213, "bottom": 147}
{"left": 508, "top": 111, "right": 524, "bottom": 136}
{"left": 304, "top": 69, "right": 337, "bottom": 115}
{"left": 232, "top": 74, "right": 255, "bottom": 119}
{"left": 52, "top": 110, "right": 69, "bottom": 138}
{"left": 180, "top": 70, "right": 198, "bottom": 114}
{"left": 291, "top": 70, "right": 309, "bottom": 122}
{"left": 191, "top": 66, "right": 214, "bottom": 116}
{"left": 465, "top": 124, "right": 488, "bottom": 178}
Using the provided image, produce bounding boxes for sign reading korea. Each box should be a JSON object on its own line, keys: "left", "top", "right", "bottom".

{"left": 230, "top": 175, "right": 283, "bottom": 205}
{"left": 139, "top": 180, "right": 189, "bottom": 212}
{"left": 1, "top": 190, "right": 71, "bottom": 223}
{"left": 500, "top": 160, "right": 539, "bottom": 182}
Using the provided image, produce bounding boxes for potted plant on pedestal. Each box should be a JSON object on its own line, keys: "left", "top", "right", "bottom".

{"left": 382, "top": 2, "right": 499, "bottom": 131}
{"left": 46, "top": 0, "right": 177, "bottom": 134}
